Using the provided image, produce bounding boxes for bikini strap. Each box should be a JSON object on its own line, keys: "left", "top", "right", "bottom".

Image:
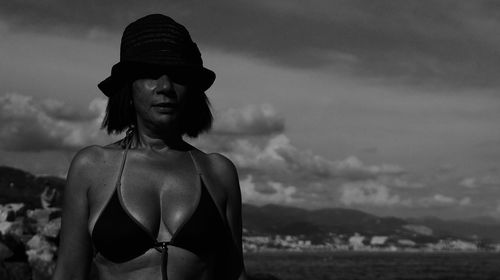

{"left": 158, "top": 242, "right": 170, "bottom": 280}
{"left": 115, "top": 129, "right": 133, "bottom": 188}
{"left": 188, "top": 150, "right": 202, "bottom": 175}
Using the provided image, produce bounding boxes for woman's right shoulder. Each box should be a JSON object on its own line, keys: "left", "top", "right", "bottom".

{"left": 70, "top": 145, "right": 105, "bottom": 167}
{"left": 66, "top": 144, "right": 122, "bottom": 190}
{"left": 69, "top": 144, "right": 119, "bottom": 173}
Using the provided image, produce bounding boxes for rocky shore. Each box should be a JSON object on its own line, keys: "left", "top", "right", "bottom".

{"left": 0, "top": 203, "right": 60, "bottom": 280}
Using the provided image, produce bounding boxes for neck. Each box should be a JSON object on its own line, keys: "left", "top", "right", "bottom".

{"left": 129, "top": 123, "right": 188, "bottom": 152}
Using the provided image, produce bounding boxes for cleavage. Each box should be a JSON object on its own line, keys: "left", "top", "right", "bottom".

{"left": 119, "top": 151, "right": 200, "bottom": 240}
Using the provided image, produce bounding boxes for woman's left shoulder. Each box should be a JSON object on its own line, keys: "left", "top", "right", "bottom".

{"left": 200, "top": 152, "right": 240, "bottom": 194}
{"left": 206, "top": 153, "right": 237, "bottom": 175}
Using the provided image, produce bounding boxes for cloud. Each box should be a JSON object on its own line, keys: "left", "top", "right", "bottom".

{"left": 40, "top": 99, "right": 99, "bottom": 121}
{"left": 480, "top": 176, "right": 500, "bottom": 186}
{"left": 459, "top": 176, "right": 500, "bottom": 189}
{"left": 335, "top": 156, "right": 404, "bottom": 179}
{"left": 2, "top": 1, "right": 500, "bottom": 88}
{"left": 212, "top": 103, "right": 284, "bottom": 135}
{"left": 0, "top": 93, "right": 112, "bottom": 151}
{"left": 495, "top": 201, "right": 500, "bottom": 216}
{"left": 419, "top": 194, "right": 471, "bottom": 207}
{"left": 437, "top": 164, "right": 456, "bottom": 175}
{"left": 339, "top": 181, "right": 411, "bottom": 207}
{"left": 214, "top": 132, "right": 404, "bottom": 182}
{"left": 460, "top": 177, "right": 478, "bottom": 188}
{"left": 459, "top": 197, "right": 471, "bottom": 206}
{"left": 225, "top": 134, "right": 292, "bottom": 174}
{"left": 192, "top": 105, "right": 412, "bottom": 208}
{"left": 432, "top": 194, "right": 456, "bottom": 204}
{"left": 378, "top": 176, "right": 425, "bottom": 189}
{"left": 240, "top": 174, "right": 299, "bottom": 205}
{"left": 339, "top": 183, "right": 473, "bottom": 209}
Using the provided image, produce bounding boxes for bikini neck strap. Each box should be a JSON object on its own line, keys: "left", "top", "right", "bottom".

{"left": 115, "top": 127, "right": 134, "bottom": 186}
{"left": 125, "top": 126, "right": 135, "bottom": 150}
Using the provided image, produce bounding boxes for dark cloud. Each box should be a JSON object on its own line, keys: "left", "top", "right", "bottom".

{"left": 0, "top": 93, "right": 110, "bottom": 151}
{"left": 40, "top": 99, "right": 100, "bottom": 121}
{"left": 340, "top": 181, "right": 411, "bottom": 207}
{"left": 0, "top": 94, "right": 61, "bottom": 150}
{"left": 239, "top": 175, "right": 299, "bottom": 205}
{"left": 212, "top": 104, "right": 284, "bottom": 136}
{"left": 198, "top": 130, "right": 405, "bottom": 186}
{"left": 253, "top": 180, "right": 278, "bottom": 195}
{"left": 2, "top": 1, "right": 500, "bottom": 88}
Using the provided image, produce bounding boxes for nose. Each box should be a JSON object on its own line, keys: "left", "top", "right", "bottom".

{"left": 155, "top": 74, "right": 174, "bottom": 94}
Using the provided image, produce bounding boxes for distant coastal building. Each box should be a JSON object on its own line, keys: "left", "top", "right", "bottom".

{"left": 349, "top": 233, "right": 365, "bottom": 250}
{"left": 397, "top": 239, "right": 416, "bottom": 247}
{"left": 427, "top": 239, "right": 478, "bottom": 251}
{"left": 370, "top": 236, "right": 388, "bottom": 246}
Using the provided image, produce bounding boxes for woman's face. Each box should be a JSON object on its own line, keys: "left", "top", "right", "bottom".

{"left": 131, "top": 72, "right": 189, "bottom": 132}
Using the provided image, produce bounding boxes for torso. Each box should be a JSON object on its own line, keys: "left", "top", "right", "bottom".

{"left": 85, "top": 143, "right": 224, "bottom": 280}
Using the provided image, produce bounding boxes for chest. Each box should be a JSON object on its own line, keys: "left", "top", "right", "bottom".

{"left": 87, "top": 150, "right": 204, "bottom": 239}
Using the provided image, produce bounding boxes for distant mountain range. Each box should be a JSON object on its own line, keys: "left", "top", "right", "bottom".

{"left": 0, "top": 166, "right": 65, "bottom": 208}
{"left": 2, "top": 165, "right": 500, "bottom": 243}
{"left": 406, "top": 216, "right": 500, "bottom": 243}
{"left": 243, "top": 204, "right": 500, "bottom": 243}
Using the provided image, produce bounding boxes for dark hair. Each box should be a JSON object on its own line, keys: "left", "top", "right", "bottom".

{"left": 101, "top": 82, "right": 213, "bottom": 137}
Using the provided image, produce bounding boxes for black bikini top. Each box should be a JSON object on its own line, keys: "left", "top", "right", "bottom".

{"left": 90, "top": 140, "right": 226, "bottom": 279}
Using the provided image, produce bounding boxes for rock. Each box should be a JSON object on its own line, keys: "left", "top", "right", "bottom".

{"left": 26, "top": 235, "right": 57, "bottom": 280}
{"left": 0, "top": 241, "right": 13, "bottom": 261}
{"left": 7, "top": 203, "right": 26, "bottom": 215}
{"left": 27, "top": 249, "right": 56, "bottom": 280}
{"left": 47, "top": 208, "right": 61, "bottom": 221}
{"left": 3, "top": 262, "right": 32, "bottom": 280}
{"left": 5, "top": 203, "right": 26, "bottom": 216}
{"left": 26, "top": 249, "right": 54, "bottom": 263}
{"left": 0, "top": 220, "right": 24, "bottom": 238}
{"left": 26, "top": 234, "right": 56, "bottom": 262}
{"left": 0, "top": 221, "right": 13, "bottom": 235}
{"left": 0, "top": 203, "right": 26, "bottom": 222}
{"left": 26, "top": 235, "right": 46, "bottom": 251}
{"left": 0, "top": 264, "right": 7, "bottom": 280}
{"left": 41, "top": 187, "right": 60, "bottom": 210}
{"left": 40, "top": 218, "right": 61, "bottom": 239}
{"left": 28, "top": 255, "right": 56, "bottom": 280}
{"left": 1, "top": 234, "right": 27, "bottom": 262}
{"left": 26, "top": 209, "right": 51, "bottom": 225}
{"left": 26, "top": 208, "right": 61, "bottom": 234}
{"left": 0, "top": 207, "right": 15, "bottom": 222}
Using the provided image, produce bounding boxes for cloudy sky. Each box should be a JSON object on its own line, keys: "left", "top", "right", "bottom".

{"left": 1, "top": 1, "right": 499, "bottom": 220}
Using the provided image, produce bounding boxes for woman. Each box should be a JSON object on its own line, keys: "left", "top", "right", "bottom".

{"left": 52, "top": 14, "right": 246, "bottom": 280}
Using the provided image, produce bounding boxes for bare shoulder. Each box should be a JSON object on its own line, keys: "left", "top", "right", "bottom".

{"left": 206, "top": 153, "right": 237, "bottom": 175}
{"left": 66, "top": 145, "right": 110, "bottom": 189}
{"left": 69, "top": 145, "right": 107, "bottom": 171}
{"left": 205, "top": 153, "right": 240, "bottom": 194}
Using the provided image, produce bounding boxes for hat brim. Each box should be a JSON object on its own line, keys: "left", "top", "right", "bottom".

{"left": 98, "top": 61, "right": 216, "bottom": 97}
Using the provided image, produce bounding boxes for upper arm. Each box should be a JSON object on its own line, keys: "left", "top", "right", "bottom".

{"left": 208, "top": 153, "right": 247, "bottom": 279}
{"left": 53, "top": 146, "right": 101, "bottom": 280}
{"left": 209, "top": 153, "right": 242, "bottom": 242}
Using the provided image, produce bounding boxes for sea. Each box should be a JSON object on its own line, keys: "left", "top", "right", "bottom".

{"left": 244, "top": 251, "right": 500, "bottom": 280}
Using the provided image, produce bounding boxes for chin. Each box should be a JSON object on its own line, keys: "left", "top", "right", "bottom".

{"left": 155, "top": 115, "right": 181, "bottom": 129}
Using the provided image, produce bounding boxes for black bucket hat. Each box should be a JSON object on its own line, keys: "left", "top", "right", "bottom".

{"left": 98, "top": 14, "right": 216, "bottom": 97}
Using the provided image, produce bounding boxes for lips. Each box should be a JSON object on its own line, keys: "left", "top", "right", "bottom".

{"left": 152, "top": 102, "right": 177, "bottom": 113}
{"left": 153, "top": 102, "right": 177, "bottom": 107}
